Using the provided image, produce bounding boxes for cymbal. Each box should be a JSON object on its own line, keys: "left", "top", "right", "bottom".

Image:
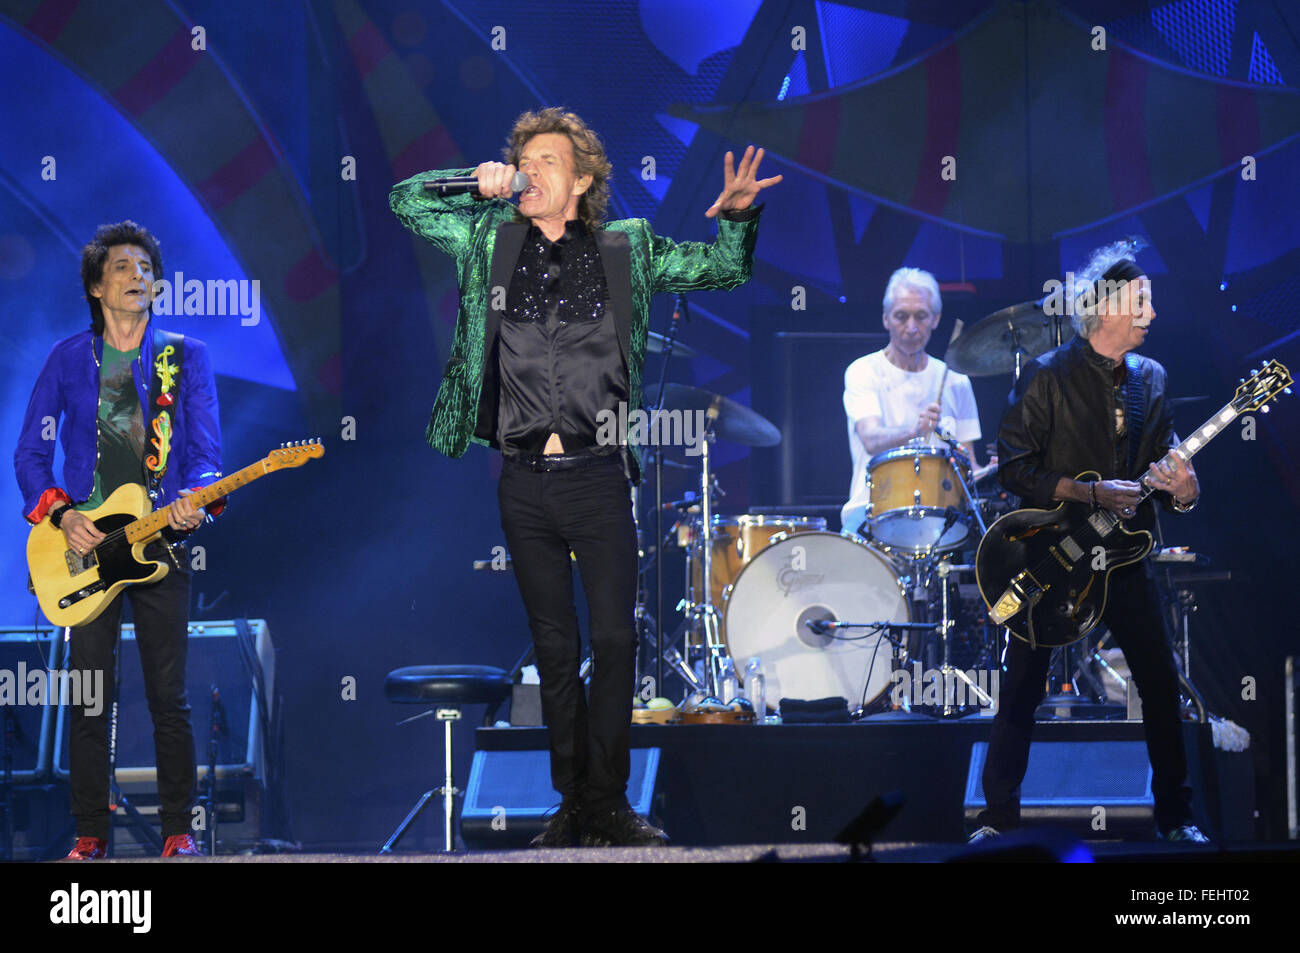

{"left": 946, "top": 299, "right": 1074, "bottom": 376}
{"left": 647, "top": 331, "right": 698, "bottom": 358}
{"left": 644, "top": 383, "right": 781, "bottom": 447}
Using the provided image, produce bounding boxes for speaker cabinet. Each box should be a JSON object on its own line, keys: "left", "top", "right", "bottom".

{"left": 0, "top": 626, "right": 61, "bottom": 783}
{"left": 53, "top": 619, "right": 273, "bottom": 785}
{"left": 964, "top": 740, "right": 1154, "bottom": 837}
{"left": 460, "top": 747, "right": 660, "bottom": 848}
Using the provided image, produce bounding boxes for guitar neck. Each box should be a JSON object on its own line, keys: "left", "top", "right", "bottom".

{"left": 1172, "top": 399, "right": 1241, "bottom": 463}
{"left": 1135, "top": 399, "right": 1238, "bottom": 505}
{"left": 124, "top": 459, "right": 269, "bottom": 544}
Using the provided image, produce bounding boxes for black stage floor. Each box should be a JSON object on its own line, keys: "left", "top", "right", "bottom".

{"left": 48, "top": 841, "right": 1300, "bottom": 863}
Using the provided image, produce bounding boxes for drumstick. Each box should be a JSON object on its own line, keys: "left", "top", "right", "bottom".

{"left": 933, "top": 319, "right": 963, "bottom": 412}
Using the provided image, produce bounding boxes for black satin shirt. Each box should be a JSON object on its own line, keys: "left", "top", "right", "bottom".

{"left": 997, "top": 336, "right": 1178, "bottom": 525}
{"left": 497, "top": 219, "right": 627, "bottom": 455}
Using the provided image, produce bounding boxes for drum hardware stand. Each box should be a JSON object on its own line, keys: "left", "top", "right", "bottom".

{"left": 1155, "top": 561, "right": 1225, "bottom": 723}
{"left": 691, "top": 416, "right": 730, "bottom": 697}
{"left": 661, "top": 641, "right": 705, "bottom": 694}
{"left": 937, "top": 432, "right": 989, "bottom": 539}
{"left": 196, "top": 684, "right": 226, "bottom": 856}
{"left": 649, "top": 295, "right": 692, "bottom": 699}
{"left": 629, "top": 474, "right": 660, "bottom": 699}
{"left": 932, "top": 559, "right": 995, "bottom": 714}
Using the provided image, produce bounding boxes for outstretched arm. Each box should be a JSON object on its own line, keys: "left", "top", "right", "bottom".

{"left": 649, "top": 146, "right": 781, "bottom": 293}
{"left": 389, "top": 166, "right": 514, "bottom": 259}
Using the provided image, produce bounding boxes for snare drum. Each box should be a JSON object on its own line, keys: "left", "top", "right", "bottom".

{"left": 723, "top": 531, "right": 910, "bottom": 709}
{"left": 865, "top": 446, "right": 971, "bottom": 554}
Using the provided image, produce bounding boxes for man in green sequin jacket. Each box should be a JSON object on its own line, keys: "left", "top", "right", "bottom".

{"left": 390, "top": 108, "right": 778, "bottom": 847}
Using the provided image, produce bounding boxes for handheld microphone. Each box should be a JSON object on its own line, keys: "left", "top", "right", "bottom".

{"left": 423, "top": 171, "right": 529, "bottom": 196}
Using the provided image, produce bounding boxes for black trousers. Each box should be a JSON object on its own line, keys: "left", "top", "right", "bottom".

{"left": 978, "top": 560, "right": 1194, "bottom": 835}
{"left": 69, "top": 542, "right": 195, "bottom": 840}
{"left": 497, "top": 456, "right": 639, "bottom": 811}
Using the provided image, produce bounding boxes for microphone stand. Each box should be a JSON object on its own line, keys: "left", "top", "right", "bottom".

{"left": 649, "top": 295, "right": 689, "bottom": 699}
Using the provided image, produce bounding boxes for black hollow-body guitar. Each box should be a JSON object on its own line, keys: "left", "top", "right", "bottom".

{"left": 977, "top": 360, "right": 1291, "bottom": 647}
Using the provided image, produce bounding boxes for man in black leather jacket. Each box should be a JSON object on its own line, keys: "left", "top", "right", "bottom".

{"left": 970, "top": 256, "right": 1209, "bottom": 844}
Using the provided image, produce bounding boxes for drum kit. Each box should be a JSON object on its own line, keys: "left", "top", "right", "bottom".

{"left": 641, "top": 297, "right": 1079, "bottom": 719}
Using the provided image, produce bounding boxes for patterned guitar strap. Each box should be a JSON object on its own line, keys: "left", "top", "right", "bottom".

{"left": 145, "top": 329, "right": 184, "bottom": 501}
{"left": 1125, "top": 352, "right": 1145, "bottom": 478}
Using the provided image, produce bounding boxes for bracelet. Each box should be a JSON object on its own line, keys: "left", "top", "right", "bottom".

{"left": 49, "top": 505, "right": 72, "bottom": 529}
{"left": 1171, "top": 495, "right": 1198, "bottom": 513}
{"left": 1089, "top": 481, "right": 1098, "bottom": 507}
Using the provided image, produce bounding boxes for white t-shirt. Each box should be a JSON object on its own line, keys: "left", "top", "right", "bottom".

{"left": 841, "top": 350, "right": 982, "bottom": 534}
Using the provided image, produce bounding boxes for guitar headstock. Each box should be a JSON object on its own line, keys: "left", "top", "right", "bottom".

{"left": 266, "top": 438, "right": 325, "bottom": 471}
{"left": 1232, "top": 360, "right": 1292, "bottom": 414}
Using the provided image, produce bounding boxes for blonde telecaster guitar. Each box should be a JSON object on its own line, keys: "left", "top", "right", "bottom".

{"left": 27, "top": 441, "right": 323, "bottom": 627}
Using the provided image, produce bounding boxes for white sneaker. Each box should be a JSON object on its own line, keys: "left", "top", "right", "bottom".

{"left": 968, "top": 825, "right": 1001, "bottom": 843}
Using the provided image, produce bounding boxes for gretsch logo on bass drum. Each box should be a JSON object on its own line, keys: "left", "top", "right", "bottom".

{"left": 777, "top": 560, "right": 823, "bottom": 596}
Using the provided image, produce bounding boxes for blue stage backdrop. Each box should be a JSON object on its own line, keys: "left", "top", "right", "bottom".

{"left": 1, "top": 0, "right": 1298, "bottom": 848}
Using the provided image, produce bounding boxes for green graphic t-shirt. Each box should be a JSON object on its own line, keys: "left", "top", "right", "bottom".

{"left": 77, "top": 343, "right": 146, "bottom": 511}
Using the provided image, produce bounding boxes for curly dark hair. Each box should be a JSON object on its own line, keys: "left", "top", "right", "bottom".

{"left": 504, "top": 108, "right": 612, "bottom": 228}
{"left": 81, "top": 221, "right": 163, "bottom": 334}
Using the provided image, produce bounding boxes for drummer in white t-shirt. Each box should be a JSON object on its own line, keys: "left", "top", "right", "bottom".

{"left": 841, "top": 267, "right": 992, "bottom": 537}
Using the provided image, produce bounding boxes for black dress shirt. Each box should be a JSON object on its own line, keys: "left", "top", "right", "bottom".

{"left": 497, "top": 219, "right": 627, "bottom": 455}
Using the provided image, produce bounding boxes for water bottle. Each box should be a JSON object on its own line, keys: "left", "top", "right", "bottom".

{"left": 745, "top": 657, "right": 766, "bottom": 720}
{"left": 719, "top": 657, "right": 738, "bottom": 704}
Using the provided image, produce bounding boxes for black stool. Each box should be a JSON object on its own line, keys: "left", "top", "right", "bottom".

{"left": 380, "top": 665, "right": 513, "bottom": 853}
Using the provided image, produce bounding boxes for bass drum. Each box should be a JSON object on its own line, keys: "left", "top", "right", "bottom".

{"left": 723, "top": 532, "right": 910, "bottom": 711}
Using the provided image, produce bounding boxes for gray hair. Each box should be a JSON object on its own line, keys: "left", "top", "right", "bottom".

{"left": 882, "top": 267, "right": 942, "bottom": 317}
{"left": 1069, "top": 238, "right": 1146, "bottom": 338}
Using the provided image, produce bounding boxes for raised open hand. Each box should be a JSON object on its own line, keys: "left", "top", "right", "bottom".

{"left": 705, "top": 146, "right": 783, "bottom": 218}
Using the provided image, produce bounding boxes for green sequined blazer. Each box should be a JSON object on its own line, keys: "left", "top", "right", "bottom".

{"left": 389, "top": 168, "right": 762, "bottom": 465}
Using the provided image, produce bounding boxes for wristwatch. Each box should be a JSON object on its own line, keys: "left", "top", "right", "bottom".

{"left": 49, "top": 505, "right": 72, "bottom": 528}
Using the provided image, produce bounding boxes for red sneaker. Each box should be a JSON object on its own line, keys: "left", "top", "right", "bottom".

{"left": 161, "top": 834, "right": 203, "bottom": 857}
{"left": 66, "top": 836, "right": 107, "bottom": 860}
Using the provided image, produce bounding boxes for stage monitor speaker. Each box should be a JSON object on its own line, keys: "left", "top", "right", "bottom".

{"left": 53, "top": 619, "right": 273, "bottom": 786}
{"left": 0, "top": 626, "right": 61, "bottom": 783}
{"left": 964, "top": 740, "right": 1154, "bottom": 838}
{"left": 460, "top": 747, "right": 660, "bottom": 849}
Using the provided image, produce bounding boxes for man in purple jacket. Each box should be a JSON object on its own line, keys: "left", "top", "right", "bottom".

{"left": 14, "top": 221, "right": 224, "bottom": 859}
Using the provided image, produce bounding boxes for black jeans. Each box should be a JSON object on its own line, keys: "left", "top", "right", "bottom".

{"left": 497, "top": 456, "right": 638, "bottom": 811}
{"left": 69, "top": 542, "right": 195, "bottom": 840}
{"left": 978, "top": 560, "right": 1194, "bottom": 834}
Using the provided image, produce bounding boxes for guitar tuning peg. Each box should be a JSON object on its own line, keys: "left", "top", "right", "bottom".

{"left": 1285, "top": 388, "right": 1293, "bottom": 395}
{"left": 1262, "top": 404, "right": 1271, "bottom": 413}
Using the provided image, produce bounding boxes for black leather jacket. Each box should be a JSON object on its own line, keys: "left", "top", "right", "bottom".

{"left": 997, "top": 336, "right": 1177, "bottom": 526}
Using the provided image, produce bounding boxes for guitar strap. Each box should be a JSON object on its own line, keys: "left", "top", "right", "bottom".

{"left": 1124, "top": 353, "right": 1145, "bottom": 477}
{"left": 145, "top": 329, "right": 185, "bottom": 499}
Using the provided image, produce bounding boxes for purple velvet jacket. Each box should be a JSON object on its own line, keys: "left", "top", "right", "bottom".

{"left": 14, "top": 323, "right": 224, "bottom": 524}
